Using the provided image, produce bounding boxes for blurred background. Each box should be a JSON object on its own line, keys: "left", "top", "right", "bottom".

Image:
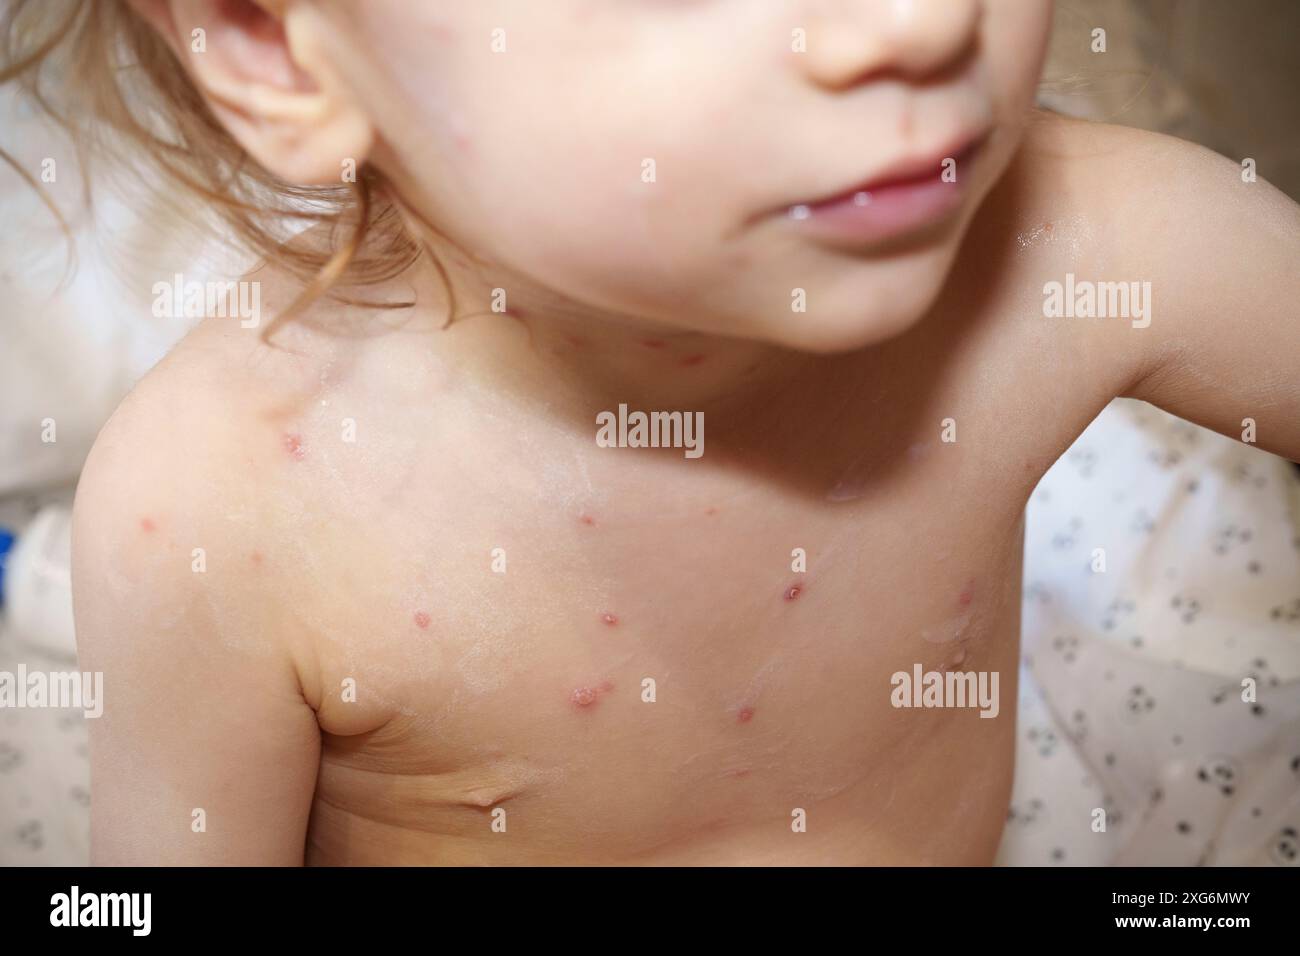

{"left": 1, "top": 0, "right": 1298, "bottom": 865}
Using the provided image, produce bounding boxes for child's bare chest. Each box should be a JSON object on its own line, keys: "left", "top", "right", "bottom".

{"left": 291, "top": 392, "right": 1033, "bottom": 862}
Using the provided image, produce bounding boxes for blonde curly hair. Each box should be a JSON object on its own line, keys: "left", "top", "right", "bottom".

{"left": 0, "top": 0, "right": 434, "bottom": 338}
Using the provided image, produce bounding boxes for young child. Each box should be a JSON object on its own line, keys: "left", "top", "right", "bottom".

{"left": 19, "top": 0, "right": 1297, "bottom": 864}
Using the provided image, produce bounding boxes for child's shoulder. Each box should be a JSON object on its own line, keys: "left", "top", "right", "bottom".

{"left": 988, "top": 111, "right": 1300, "bottom": 465}
{"left": 79, "top": 275, "right": 297, "bottom": 505}
{"left": 1011, "top": 110, "right": 1263, "bottom": 224}
{"left": 74, "top": 235, "right": 442, "bottom": 567}
{"left": 71, "top": 291, "right": 313, "bottom": 650}
{"left": 79, "top": 255, "right": 348, "bottom": 501}
{"left": 72, "top": 327, "right": 244, "bottom": 576}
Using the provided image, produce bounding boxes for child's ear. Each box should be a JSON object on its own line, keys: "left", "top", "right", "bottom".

{"left": 126, "top": 0, "right": 372, "bottom": 186}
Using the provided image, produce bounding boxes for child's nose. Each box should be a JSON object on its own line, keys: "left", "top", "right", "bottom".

{"left": 798, "top": 0, "right": 981, "bottom": 88}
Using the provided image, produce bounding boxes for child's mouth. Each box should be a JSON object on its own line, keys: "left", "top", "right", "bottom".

{"left": 782, "top": 130, "right": 990, "bottom": 247}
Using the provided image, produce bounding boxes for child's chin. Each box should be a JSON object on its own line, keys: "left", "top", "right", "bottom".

{"left": 763, "top": 309, "right": 928, "bottom": 355}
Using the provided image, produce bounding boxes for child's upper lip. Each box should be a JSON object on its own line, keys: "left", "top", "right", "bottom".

{"left": 782, "top": 126, "right": 992, "bottom": 212}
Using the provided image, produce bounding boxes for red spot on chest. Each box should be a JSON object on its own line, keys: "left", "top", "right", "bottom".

{"left": 640, "top": 338, "right": 667, "bottom": 350}
{"left": 679, "top": 353, "right": 707, "bottom": 368}
{"left": 784, "top": 584, "right": 804, "bottom": 602}
{"left": 570, "top": 681, "right": 615, "bottom": 710}
{"left": 139, "top": 517, "right": 156, "bottom": 533}
{"left": 737, "top": 706, "right": 755, "bottom": 724}
{"left": 282, "top": 433, "right": 306, "bottom": 461}
{"left": 250, "top": 551, "right": 263, "bottom": 565}
{"left": 570, "top": 687, "right": 599, "bottom": 708}
{"left": 413, "top": 611, "right": 431, "bottom": 629}
{"left": 579, "top": 514, "right": 597, "bottom": 527}
{"left": 958, "top": 579, "right": 975, "bottom": 609}
{"left": 601, "top": 612, "right": 618, "bottom": 626}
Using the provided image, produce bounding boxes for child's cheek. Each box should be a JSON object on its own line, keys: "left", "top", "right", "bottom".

{"left": 472, "top": 127, "right": 708, "bottom": 275}
{"left": 985, "top": 1, "right": 1053, "bottom": 109}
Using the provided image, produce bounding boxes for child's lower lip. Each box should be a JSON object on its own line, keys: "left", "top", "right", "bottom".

{"left": 785, "top": 145, "right": 979, "bottom": 246}
{"left": 788, "top": 175, "right": 965, "bottom": 244}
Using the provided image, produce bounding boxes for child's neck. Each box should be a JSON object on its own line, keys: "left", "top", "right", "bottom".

{"left": 403, "top": 232, "right": 814, "bottom": 418}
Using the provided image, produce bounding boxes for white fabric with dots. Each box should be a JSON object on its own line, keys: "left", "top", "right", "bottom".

{"left": 999, "top": 398, "right": 1300, "bottom": 866}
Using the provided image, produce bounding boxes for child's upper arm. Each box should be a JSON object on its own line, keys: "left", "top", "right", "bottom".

{"left": 1106, "top": 126, "right": 1300, "bottom": 462}
{"left": 72, "top": 363, "right": 321, "bottom": 865}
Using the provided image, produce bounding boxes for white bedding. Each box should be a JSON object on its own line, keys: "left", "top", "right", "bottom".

{"left": 999, "top": 399, "right": 1300, "bottom": 866}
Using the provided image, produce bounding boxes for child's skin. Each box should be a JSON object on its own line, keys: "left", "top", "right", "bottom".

{"left": 73, "top": 0, "right": 1300, "bottom": 864}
